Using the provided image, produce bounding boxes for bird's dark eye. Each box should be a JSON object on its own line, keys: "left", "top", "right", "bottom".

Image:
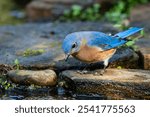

{"left": 72, "top": 42, "right": 77, "bottom": 48}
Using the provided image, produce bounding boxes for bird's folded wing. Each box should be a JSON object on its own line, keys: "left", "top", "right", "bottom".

{"left": 87, "top": 32, "right": 127, "bottom": 50}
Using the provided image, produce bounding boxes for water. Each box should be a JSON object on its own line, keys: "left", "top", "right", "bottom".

{"left": 0, "top": 86, "right": 106, "bottom": 100}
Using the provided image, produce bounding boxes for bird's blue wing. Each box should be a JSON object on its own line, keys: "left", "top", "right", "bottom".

{"left": 86, "top": 27, "right": 143, "bottom": 50}
{"left": 114, "top": 27, "right": 143, "bottom": 39}
{"left": 86, "top": 31, "right": 127, "bottom": 50}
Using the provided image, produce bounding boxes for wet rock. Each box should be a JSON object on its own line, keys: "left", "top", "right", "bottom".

{"left": 7, "top": 70, "right": 57, "bottom": 86}
{"left": 136, "top": 39, "right": 150, "bottom": 70}
{"left": 109, "top": 48, "right": 139, "bottom": 69}
{"left": 57, "top": 75, "right": 76, "bottom": 96}
{"left": 0, "top": 64, "right": 13, "bottom": 75}
{"left": 61, "top": 69, "right": 150, "bottom": 99}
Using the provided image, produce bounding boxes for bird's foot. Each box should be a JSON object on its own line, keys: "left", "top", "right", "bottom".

{"left": 93, "top": 69, "right": 106, "bottom": 76}
{"left": 77, "top": 69, "right": 106, "bottom": 75}
{"left": 77, "top": 70, "right": 89, "bottom": 74}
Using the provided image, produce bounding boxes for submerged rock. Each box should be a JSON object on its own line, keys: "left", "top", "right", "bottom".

{"left": 61, "top": 69, "right": 150, "bottom": 99}
{"left": 7, "top": 70, "right": 57, "bottom": 86}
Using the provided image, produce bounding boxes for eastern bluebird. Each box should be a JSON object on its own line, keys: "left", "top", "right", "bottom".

{"left": 62, "top": 27, "right": 143, "bottom": 74}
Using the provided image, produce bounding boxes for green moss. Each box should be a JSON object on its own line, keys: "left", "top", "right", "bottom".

{"left": 140, "top": 30, "right": 145, "bottom": 36}
{"left": 14, "top": 59, "right": 20, "bottom": 70}
{"left": 50, "top": 41, "right": 61, "bottom": 48}
{"left": 60, "top": 3, "right": 101, "bottom": 21}
{"left": 117, "top": 66, "right": 122, "bottom": 69}
{"left": 0, "top": 75, "right": 12, "bottom": 90}
{"left": 23, "top": 48, "right": 46, "bottom": 57}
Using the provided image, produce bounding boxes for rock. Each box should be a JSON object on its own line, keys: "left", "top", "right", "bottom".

{"left": 61, "top": 69, "right": 150, "bottom": 99}
{"left": 7, "top": 70, "right": 57, "bottom": 86}
{"left": 136, "top": 39, "right": 150, "bottom": 70}
{"left": 109, "top": 48, "right": 139, "bottom": 69}
{"left": 0, "top": 64, "right": 13, "bottom": 75}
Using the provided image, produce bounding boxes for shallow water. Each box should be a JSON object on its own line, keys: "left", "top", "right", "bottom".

{"left": 0, "top": 86, "right": 106, "bottom": 100}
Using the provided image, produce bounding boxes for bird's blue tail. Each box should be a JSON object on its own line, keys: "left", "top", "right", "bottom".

{"left": 114, "top": 27, "right": 143, "bottom": 39}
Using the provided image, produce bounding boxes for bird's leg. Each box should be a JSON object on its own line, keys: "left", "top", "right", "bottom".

{"left": 94, "top": 59, "right": 109, "bottom": 75}
{"left": 77, "top": 63, "right": 92, "bottom": 74}
{"left": 103, "top": 58, "right": 109, "bottom": 73}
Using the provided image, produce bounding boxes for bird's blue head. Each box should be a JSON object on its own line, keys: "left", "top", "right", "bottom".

{"left": 62, "top": 33, "right": 81, "bottom": 61}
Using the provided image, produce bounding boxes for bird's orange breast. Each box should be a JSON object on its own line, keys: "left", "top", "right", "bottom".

{"left": 72, "top": 45, "right": 116, "bottom": 63}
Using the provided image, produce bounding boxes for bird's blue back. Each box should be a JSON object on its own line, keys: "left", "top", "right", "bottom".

{"left": 67, "top": 31, "right": 127, "bottom": 50}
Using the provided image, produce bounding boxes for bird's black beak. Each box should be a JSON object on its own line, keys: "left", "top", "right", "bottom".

{"left": 65, "top": 54, "right": 70, "bottom": 61}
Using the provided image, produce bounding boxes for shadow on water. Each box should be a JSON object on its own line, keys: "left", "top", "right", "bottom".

{"left": 0, "top": 84, "right": 106, "bottom": 100}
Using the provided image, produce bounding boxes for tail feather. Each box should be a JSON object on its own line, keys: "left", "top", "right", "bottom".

{"left": 114, "top": 27, "right": 143, "bottom": 39}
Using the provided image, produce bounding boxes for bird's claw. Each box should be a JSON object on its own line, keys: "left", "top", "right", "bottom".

{"left": 77, "top": 70, "right": 89, "bottom": 74}
{"left": 93, "top": 69, "right": 106, "bottom": 76}
{"left": 77, "top": 69, "right": 106, "bottom": 76}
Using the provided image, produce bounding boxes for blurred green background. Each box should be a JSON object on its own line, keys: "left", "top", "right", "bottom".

{"left": 0, "top": 0, "right": 150, "bottom": 25}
